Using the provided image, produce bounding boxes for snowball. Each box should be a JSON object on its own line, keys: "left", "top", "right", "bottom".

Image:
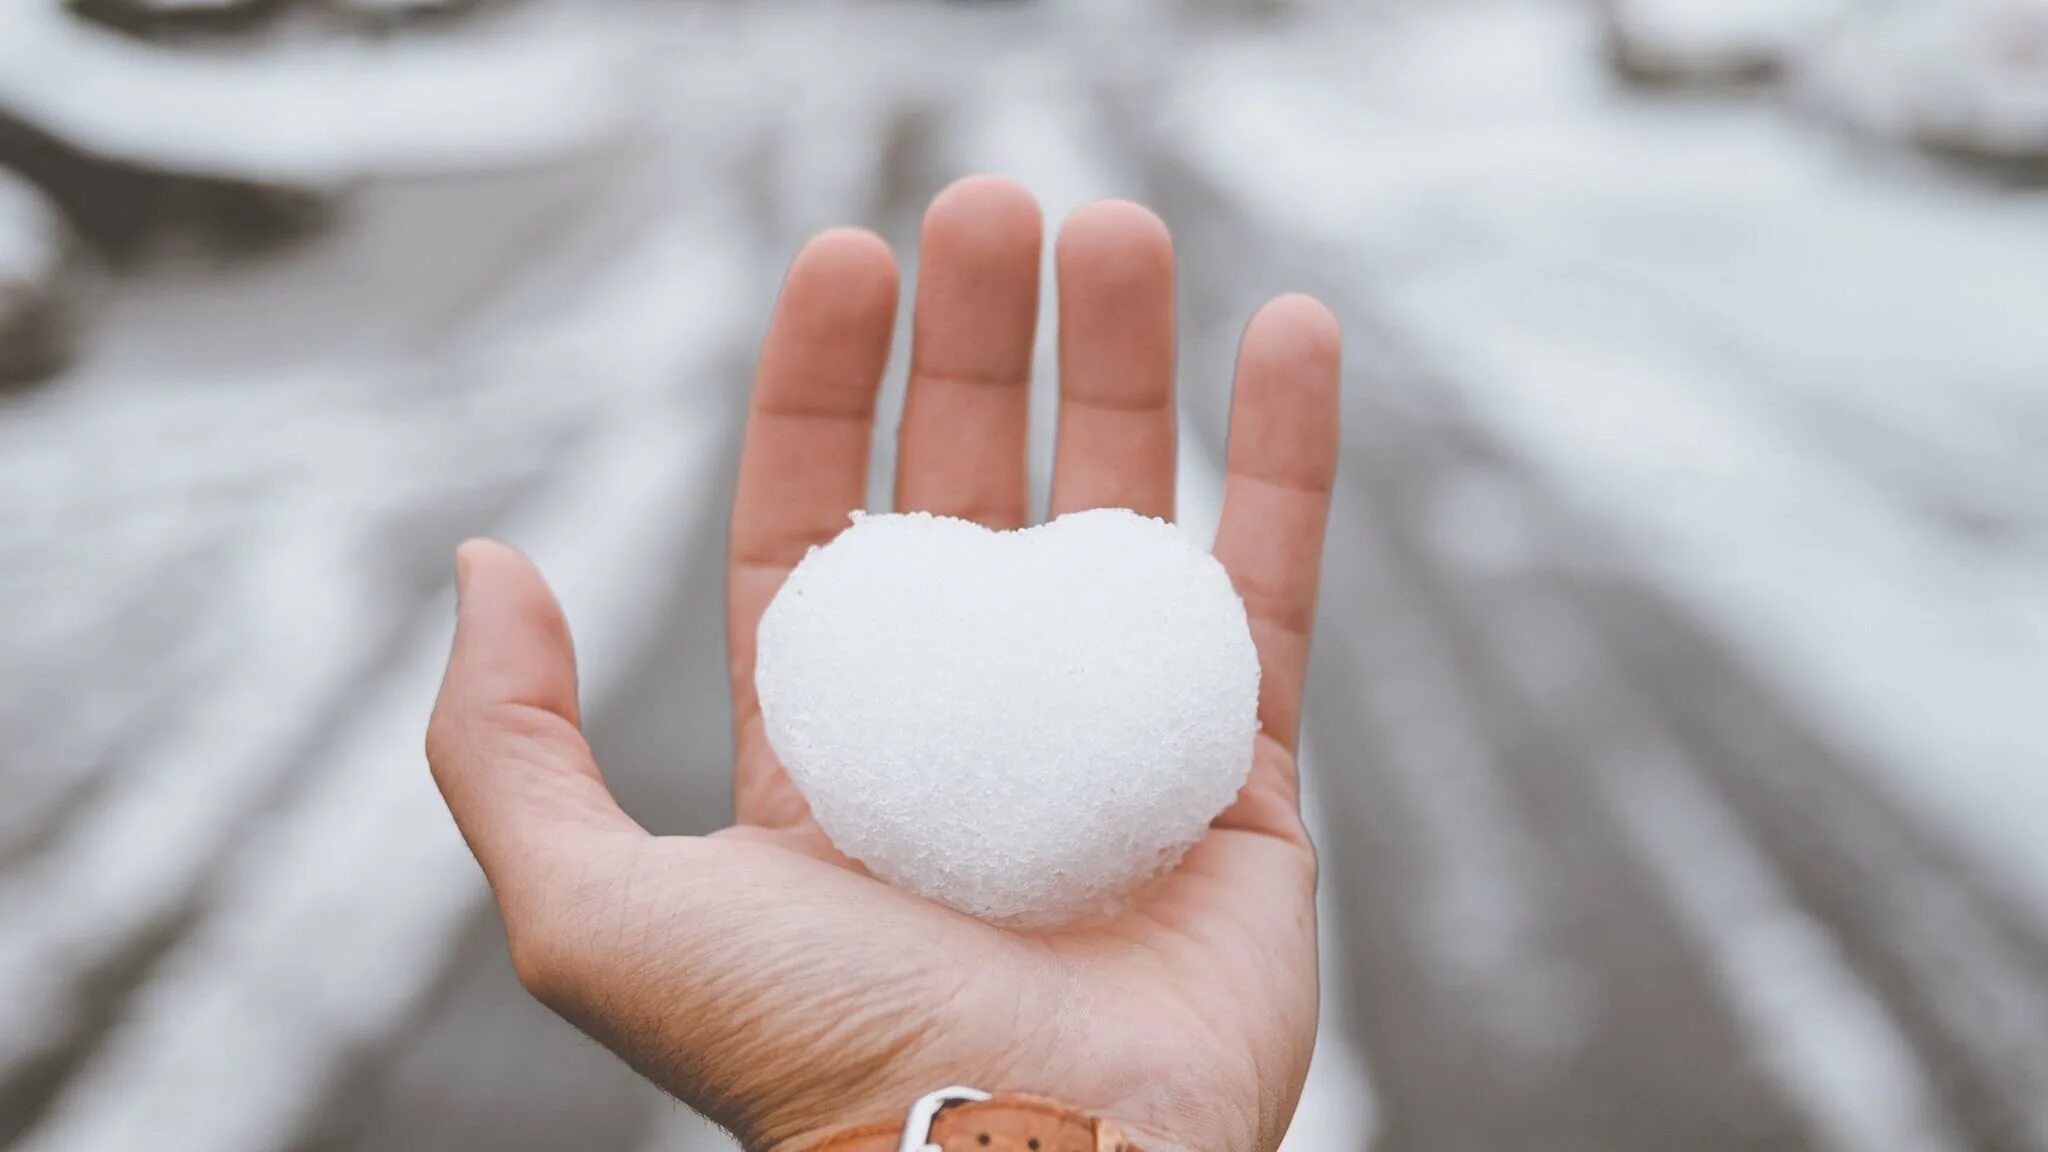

{"left": 755, "top": 508, "right": 1261, "bottom": 925}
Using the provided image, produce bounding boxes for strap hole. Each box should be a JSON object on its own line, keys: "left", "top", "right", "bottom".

{"left": 976, "top": 1135, "right": 990, "bottom": 1147}
{"left": 1027, "top": 1141, "right": 1040, "bottom": 1151}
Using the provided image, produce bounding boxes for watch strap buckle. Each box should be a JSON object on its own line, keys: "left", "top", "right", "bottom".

{"left": 896, "top": 1086, "right": 992, "bottom": 1152}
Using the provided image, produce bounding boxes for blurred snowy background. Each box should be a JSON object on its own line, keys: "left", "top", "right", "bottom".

{"left": 3, "top": 0, "right": 2048, "bottom": 1149}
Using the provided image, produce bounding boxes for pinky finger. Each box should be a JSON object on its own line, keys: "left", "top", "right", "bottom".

{"left": 1212, "top": 295, "right": 1341, "bottom": 754}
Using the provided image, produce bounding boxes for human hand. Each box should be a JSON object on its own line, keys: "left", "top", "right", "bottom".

{"left": 427, "top": 176, "right": 1341, "bottom": 1152}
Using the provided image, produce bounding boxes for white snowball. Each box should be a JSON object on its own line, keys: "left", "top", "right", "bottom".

{"left": 755, "top": 508, "right": 1261, "bottom": 925}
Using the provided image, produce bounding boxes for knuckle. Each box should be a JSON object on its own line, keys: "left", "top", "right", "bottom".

{"left": 1232, "top": 575, "right": 1315, "bottom": 637}
{"left": 476, "top": 698, "right": 558, "bottom": 747}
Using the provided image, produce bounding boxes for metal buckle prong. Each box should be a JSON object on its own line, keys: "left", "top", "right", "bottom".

{"left": 896, "top": 1085, "right": 992, "bottom": 1152}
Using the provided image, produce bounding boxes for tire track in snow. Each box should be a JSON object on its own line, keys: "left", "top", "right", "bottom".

{"left": 11, "top": 213, "right": 756, "bottom": 1152}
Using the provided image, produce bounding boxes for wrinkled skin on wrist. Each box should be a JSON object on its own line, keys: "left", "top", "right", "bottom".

{"left": 426, "top": 177, "right": 1341, "bottom": 1152}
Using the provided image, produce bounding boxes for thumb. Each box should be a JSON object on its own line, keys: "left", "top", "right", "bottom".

{"left": 427, "top": 539, "right": 643, "bottom": 916}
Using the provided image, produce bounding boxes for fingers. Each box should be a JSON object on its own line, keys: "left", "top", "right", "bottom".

{"left": 1049, "top": 200, "right": 1177, "bottom": 520}
{"left": 894, "top": 176, "right": 1043, "bottom": 528}
{"left": 1212, "top": 295, "right": 1341, "bottom": 754}
{"left": 427, "top": 540, "right": 643, "bottom": 915}
{"left": 728, "top": 229, "right": 900, "bottom": 757}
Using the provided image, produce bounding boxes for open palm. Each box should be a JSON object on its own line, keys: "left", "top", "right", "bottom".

{"left": 427, "top": 177, "right": 1341, "bottom": 1152}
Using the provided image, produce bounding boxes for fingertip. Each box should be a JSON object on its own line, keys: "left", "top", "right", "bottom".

{"left": 1246, "top": 294, "right": 1342, "bottom": 369}
{"left": 455, "top": 536, "right": 511, "bottom": 588}
{"left": 1048, "top": 200, "right": 1179, "bottom": 334}
{"left": 800, "top": 225, "right": 895, "bottom": 265}
{"left": 924, "top": 175, "right": 1044, "bottom": 248}
{"left": 1230, "top": 297, "right": 1342, "bottom": 493}
{"left": 454, "top": 538, "right": 547, "bottom": 611}
{"left": 1057, "top": 199, "right": 1174, "bottom": 283}
{"left": 456, "top": 536, "right": 499, "bottom": 561}
{"left": 754, "top": 226, "right": 901, "bottom": 418}
{"left": 1056, "top": 201, "right": 1171, "bottom": 297}
{"left": 1241, "top": 294, "right": 1343, "bottom": 418}
{"left": 446, "top": 539, "right": 580, "bottom": 724}
{"left": 788, "top": 227, "right": 900, "bottom": 306}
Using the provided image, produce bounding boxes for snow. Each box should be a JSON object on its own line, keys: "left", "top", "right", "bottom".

{"left": 0, "top": 169, "right": 65, "bottom": 285}
{"left": 125, "top": 0, "right": 254, "bottom": 12}
{"left": 337, "top": 0, "right": 472, "bottom": 13}
{"left": 758, "top": 509, "right": 1261, "bottom": 925}
{"left": 1161, "top": 1, "right": 2048, "bottom": 922}
{"left": 1801, "top": 0, "right": 2048, "bottom": 162}
{"left": 0, "top": 354, "right": 574, "bottom": 1082}
{"left": 14, "top": 207, "right": 756, "bottom": 1152}
{"left": 1608, "top": 0, "right": 1851, "bottom": 79}
{"left": 19, "top": 412, "right": 733, "bottom": 1152}
{"left": 0, "top": 174, "right": 759, "bottom": 1097}
{"left": 1595, "top": 739, "right": 1964, "bottom": 1152}
{"left": 0, "top": 3, "right": 633, "bottom": 185}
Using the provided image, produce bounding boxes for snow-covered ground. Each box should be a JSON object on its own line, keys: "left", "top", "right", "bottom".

{"left": 1605, "top": 0, "right": 2048, "bottom": 166}
{"left": 0, "top": 169, "right": 76, "bottom": 381}
{"left": 1606, "top": 0, "right": 1853, "bottom": 81}
{"left": 1155, "top": 2, "right": 2048, "bottom": 1144}
{"left": 1165, "top": 0, "right": 2048, "bottom": 926}
{"left": 0, "top": 171, "right": 66, "bottom": 284}
{"left": 1802, "top": 0, "right": 2048, "bottom": 165}
{"left": 0, "top": 1, "right": 631, "bottom": 185}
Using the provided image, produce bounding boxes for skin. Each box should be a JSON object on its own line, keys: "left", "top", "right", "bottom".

{"left": 426, "top": 176, "right": 1341, "bottom": 1152}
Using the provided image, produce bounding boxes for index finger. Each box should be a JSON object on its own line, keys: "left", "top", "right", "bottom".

{"left": 727, "top": 230, "right": 900, "bottom": 770}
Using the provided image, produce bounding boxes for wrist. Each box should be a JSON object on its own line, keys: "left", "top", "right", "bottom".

{"left": 765, "top": 1087, "right": 1194, "bottom": 1152}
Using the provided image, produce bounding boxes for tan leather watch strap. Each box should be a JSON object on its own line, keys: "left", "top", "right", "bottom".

{"left": 808, "top": 1094, "right": 1143, "bottom": 1152}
